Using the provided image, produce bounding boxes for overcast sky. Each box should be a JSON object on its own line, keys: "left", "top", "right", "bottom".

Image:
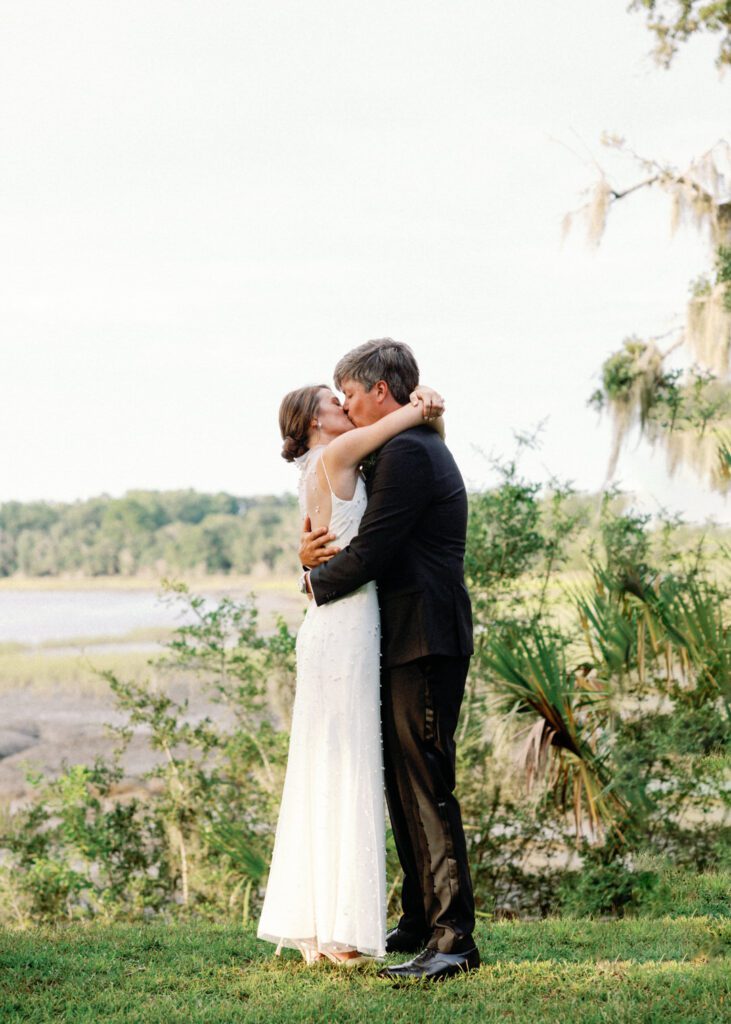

{"left": 2, "top": 1, "right": 730, "bottom": 523}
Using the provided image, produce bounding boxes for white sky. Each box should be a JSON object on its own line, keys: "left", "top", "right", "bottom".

{"left": 2, "top": 1, "right": 730, "bottom": 523}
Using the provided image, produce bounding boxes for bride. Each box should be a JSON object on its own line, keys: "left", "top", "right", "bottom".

{"left": 257, "top": 381, "right": 444, "bottom": 965}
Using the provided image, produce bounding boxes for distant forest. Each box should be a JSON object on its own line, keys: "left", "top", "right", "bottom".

{"left": 0, "top": 491, "right": 301, "bottom": 577}
{"left": 1, "top": 487, "right": 722, "bottom": 581}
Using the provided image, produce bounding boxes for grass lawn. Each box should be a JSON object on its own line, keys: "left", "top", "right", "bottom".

{"left": 0, "top": 918, "right": 728, "bottom": 1024}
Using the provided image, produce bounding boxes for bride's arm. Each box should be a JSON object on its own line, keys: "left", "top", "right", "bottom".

{"left": 326, "top": 386, "right": 445, "bottom": 473}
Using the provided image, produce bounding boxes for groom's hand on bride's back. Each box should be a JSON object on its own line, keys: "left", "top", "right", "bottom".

{"left": 299, "top": 515, "right": 340, "bottom": 569}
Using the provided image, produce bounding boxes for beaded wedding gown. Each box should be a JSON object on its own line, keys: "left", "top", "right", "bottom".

{"left": 257, "top": 446, "right": 386, "bottom": 959}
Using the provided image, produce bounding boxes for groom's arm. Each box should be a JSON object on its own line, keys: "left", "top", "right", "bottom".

{"left": 308, "top": 434, "right": 432, "bottom": 605}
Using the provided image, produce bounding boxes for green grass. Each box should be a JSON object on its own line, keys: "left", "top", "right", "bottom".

{"left": 637, "top": 864, "right": 731, "bottom": 919}
{"left": 1, "top": 918, "right": 728, "bottom": 1023}
{"left": 0, "top": 649, "right": 155, "bottom": 693}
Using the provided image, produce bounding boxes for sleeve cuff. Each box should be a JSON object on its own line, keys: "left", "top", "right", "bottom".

{"left": 305, "top": 570, "right": 319, "bottom": 606}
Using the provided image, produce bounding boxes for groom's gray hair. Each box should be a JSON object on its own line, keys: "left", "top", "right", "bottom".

{"left": 333, "top": 338, "right": 419, "bottom": 405}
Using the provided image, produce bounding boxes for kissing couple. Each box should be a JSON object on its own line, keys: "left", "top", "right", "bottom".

{"left": 257, "top": 338, "right": 479, "bottom": 982}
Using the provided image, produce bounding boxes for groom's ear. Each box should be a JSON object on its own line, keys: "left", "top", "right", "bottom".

{"left": 373, "top": 380, "right": 390, "bottom": 403}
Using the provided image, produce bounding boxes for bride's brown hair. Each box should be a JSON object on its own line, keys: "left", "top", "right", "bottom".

{"left": 279, "top": 385, "right": 329, "bottom": 462}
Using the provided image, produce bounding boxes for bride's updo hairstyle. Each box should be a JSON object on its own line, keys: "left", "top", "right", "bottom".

{"left": 279, "top": 384, "right": 329, "bottom": 462}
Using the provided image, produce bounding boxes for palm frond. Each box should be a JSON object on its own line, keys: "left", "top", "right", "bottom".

{"left": 202, "top": 820, "right": 267, "bottom": 881}
{"left": 485, "top": 628, "right": 637, "bottom": 837}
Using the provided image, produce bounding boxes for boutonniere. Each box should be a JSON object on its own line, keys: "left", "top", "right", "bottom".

{"left": 360, "top": 450, "right": 380, "bottom": 479}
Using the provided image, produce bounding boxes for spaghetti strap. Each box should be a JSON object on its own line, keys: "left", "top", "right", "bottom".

{"left": 316, "top": 450, "right": 357, "bottom": 505}
{"left": 320, "top": 454, "right": 335, "bottom": 495}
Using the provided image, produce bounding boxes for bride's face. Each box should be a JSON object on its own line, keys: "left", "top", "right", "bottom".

{"left": 317, "top": 388, "right": 354, "bottom": 438}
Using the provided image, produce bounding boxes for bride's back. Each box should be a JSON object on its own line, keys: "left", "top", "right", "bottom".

{"left": 297, "top": 446, "right": 365, "bottom": 545}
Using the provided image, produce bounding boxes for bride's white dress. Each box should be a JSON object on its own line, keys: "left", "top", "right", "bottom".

{"left": 257, "top": 446, "right": 386, "bottom": 958}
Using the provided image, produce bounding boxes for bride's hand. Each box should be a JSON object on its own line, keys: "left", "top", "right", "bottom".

{"left": 409, "top": 385, "right": 445, "bottom": 420}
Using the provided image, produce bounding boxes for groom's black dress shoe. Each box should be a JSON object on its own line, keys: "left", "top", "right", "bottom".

{"left": 385, "top": 926, "right": 430, "bottom": 954}
{"left": 378, "top": 946, "right": 481, "bottom": 982}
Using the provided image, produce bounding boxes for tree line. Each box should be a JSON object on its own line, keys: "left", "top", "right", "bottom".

{"left": 1, "top": 484, "right": 721, "bottom": 582}
{"left": 0, "top": 491, "right": 301, "bottom": 578}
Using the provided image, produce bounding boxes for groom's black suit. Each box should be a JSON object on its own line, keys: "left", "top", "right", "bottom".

{"left": 309, "top": 425, "right": 476, "bottom": 954}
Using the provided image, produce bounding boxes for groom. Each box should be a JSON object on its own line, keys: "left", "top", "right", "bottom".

{"left": 299, "top": 338, "right": 479, "bottom": 981}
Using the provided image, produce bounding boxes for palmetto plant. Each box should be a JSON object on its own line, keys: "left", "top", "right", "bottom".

{"left": 485, "top": 628, "right": 640, "bottom": 839}
{"left": 651, "top": 576, "right": 731, "bottom": 709}
{"left": 576, "top": 582, "right": 638, "bottom": 681}
{"left": 576, "top": 564, "right": 731, "bottom": 711}
{"left": 201, "top": 818, "right": 268, "bottom": 925}
{"left": 574, "top": 566, "right": 663, "bottom": 689}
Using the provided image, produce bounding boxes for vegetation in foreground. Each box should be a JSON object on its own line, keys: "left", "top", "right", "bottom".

{"left": 1, "top": 468, "right": 729, "bottom": 929}
{"left": 0, "top": 918, "right": 728, "bottom": 1024}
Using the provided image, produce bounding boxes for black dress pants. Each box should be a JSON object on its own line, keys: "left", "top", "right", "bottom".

{"left": 381, "top": 654, "right": 475, "bottom": 953}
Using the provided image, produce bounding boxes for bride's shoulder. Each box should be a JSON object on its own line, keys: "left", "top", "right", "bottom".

{"left": 296, "top": 445, "right": 325, "bottom": 470}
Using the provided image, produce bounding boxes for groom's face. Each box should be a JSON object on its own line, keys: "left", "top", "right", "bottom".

{"left": 340, "top": 378, "right": 382, "bottom": 427}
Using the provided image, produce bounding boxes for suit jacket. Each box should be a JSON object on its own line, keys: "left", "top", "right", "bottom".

{"left": 309, "top": 425, "right": 474, "bottom": 668}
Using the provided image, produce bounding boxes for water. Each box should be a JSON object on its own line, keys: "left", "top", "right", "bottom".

{"left": 0, "top": 589, "right": 190, "bottom": 645}
{"left": 0, "top": 585, "right": 304, "bottom": 646}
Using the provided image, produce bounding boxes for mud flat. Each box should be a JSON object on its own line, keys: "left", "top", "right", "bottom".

{"left": 0, "top": 580, "right": 305, "bottom": 808}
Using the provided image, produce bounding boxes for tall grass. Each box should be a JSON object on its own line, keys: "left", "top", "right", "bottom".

{"left": 0, "top": 648, "right": 156, "bottom": 693}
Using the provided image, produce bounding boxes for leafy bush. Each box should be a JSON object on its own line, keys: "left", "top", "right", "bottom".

{"left": 0, "top": 583, "right": 296, "bottom": 927}
{"left": 1, "top": 465, "right": 729, "bottom": 927}
{"left": 461, "top": 460, "right": 730, "bottom": 919}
